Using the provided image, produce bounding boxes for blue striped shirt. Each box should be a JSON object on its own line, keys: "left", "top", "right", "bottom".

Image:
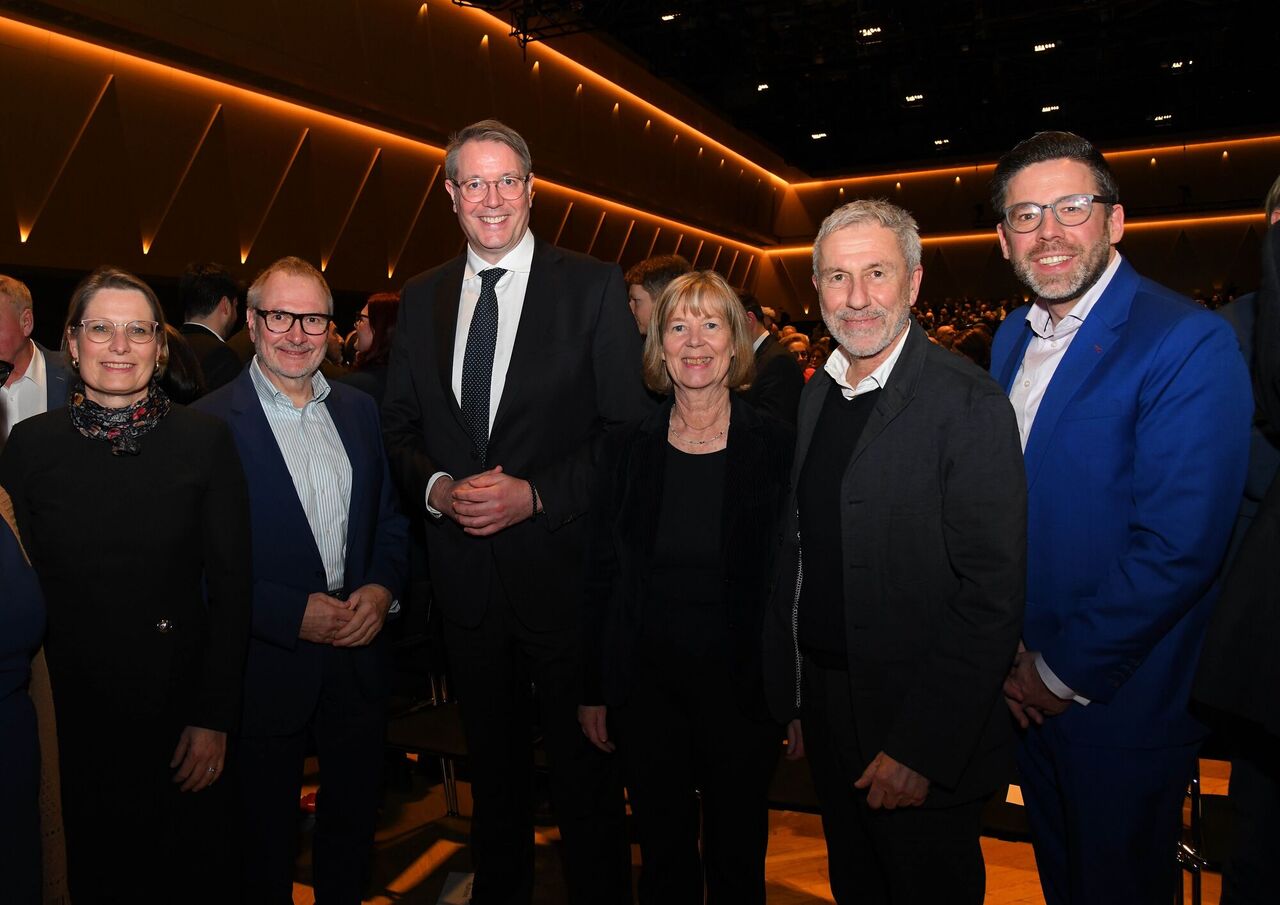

{"left": 250, "top": 358, "right": 352, "bottom": 591}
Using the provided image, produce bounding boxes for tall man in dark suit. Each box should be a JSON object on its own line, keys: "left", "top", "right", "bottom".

{"left": 382, "top": 120, "right": 651, "bottom": 905}
{"left": 763, "top": 199, "right": 1026, "bottom": 905}
{"left": 738, "top": 295, "right": 803, "bottom": 423}
{"left": 179, "top": 262, "right": 244, "bottom": 393}
{"left": 0, "top": 274, "right": 72, "bottom": 443}
{"left": 989, "top": 131, "right": 1252, "bottom": 905}
{"left": 195, "top": 256, "right": 407, "bottom": 904}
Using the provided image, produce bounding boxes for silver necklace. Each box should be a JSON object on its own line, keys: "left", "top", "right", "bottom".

{"left": 669, "top": 411, "right": 728, "bottom": 446}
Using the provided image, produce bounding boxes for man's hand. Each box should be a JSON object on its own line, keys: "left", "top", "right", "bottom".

{"left": 1003, "top": 646, "right": 1072, "bottom": 729}
{"left": 784, "top": 718, "right": 805, "bottom": 761}
{"left": 428, "top": 475, "right": 459, "bottom": 521}
{"left": 578, "top": 705, "right": 616, "bottom": 753}
{"left": 332, "top": 584, "right": 393, "bottom": 647}
{"left": 170, "top": 726, "right": 227, "bottom": 793}
{"left": 854, "top": 751, "right": 929, "bottom": 809}
{"left": 451, "top": 466, "right": 536, "bottom": 536}
{"left": 299, "top": 593, "right": 353, "bottom": 644}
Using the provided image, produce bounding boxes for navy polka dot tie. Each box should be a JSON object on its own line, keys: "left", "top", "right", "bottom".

{"left": 460, "top": 267, "right": 505, "bottom": 466}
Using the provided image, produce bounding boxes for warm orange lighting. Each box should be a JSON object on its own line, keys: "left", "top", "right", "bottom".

{"left": 895, "top": 182, "right": 902, "bottom": 190}
{"left": 791, "top": 162, "right": 993, "bottom": 190}
{"left": 1150, "top": 157, "right": 1158, "bottom": 166}
{"left": 955, "top": 176, "right": 961, "bottom": 185}
{"left": 531, "top": 61, "right": 539, "bottom": 73}
{"left": 480, "top": 34, "right": 488, "bottom": 46}
{"left": 1103, "top": 135, "right": 1280, "bottom": 161}
{"left": 389, "top": 164, "right": 442, "bottom": 279}
{"left": 322, "top": 147, "right": 381, "bottom": 271}
{"left": 765, "top": 210, "right": 1268, "bottom": 255}
{"left": 576, "top": 83, "right": 583, "bottom": 97}
{"left": 1222, "top": 151, "right": 1229, "bottom": 160}
{"left": 418, "top": 3, "right": 428, "bottom": 15}
{"left": 144, "top": 103, "right": 222, "bottom": 258}
{"left": 612, "top": 102, "right": 619, "bottom": 114}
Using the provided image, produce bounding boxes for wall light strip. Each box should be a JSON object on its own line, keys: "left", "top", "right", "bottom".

{"left": 144, "top": 102, "right": 222, "bottom": 255}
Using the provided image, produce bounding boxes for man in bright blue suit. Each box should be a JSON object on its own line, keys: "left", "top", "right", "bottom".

{"left": 989, "top": 132, "right": 1252, "bottom": 905}
{"left": 195, "top": 256, "right": 407, "bottom": 904}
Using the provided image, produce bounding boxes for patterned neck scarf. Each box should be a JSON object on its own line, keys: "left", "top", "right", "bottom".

{"left": 68, "top": 381, "right": 172, "bottom": 456}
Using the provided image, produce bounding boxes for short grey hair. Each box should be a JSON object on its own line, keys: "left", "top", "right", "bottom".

{"left": 812, "top": 199, "right": 922, "bottom": 276}
{"left": 444, "top": 119, "right": 533, "bottom": 182}
{"left": 0, "top": 274, "right": 33, "bottom": 312}
{"left": 246, "top": 256, "right": 333, "bottom": 314}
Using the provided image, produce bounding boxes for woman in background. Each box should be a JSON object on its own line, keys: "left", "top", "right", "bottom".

{"left": 342, "top": 291, "right": 400, "bottom": 403}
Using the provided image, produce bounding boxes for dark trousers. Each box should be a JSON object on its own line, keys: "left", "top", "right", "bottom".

{"left": 613, "top": 645, "right": 781, "bottom": 905}
{"left": 803, "top": 661, "right": 987, "bottom": 905}
{"left": 444, "top": 588, "right": 631, "bottom": 905}
{"left": 237, "top": 645, "right": 387, "bottom": 905}
{"left": 1016, "top": 719, "right": 1198, "bottom": 905}
{"left": 1222, "top": 730, "right": 1280, "bottom": 905}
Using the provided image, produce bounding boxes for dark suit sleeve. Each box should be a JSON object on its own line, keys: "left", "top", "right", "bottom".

{"left": 201, "top": 344, "right": 244, "bottom": 393}
{"left": 1041, "top": 317, "right": 1252, "bottom": 702}
{"left": 192, "top": 422, "right": 253, "bottom": 730}
{"left": 359, "top": 395, "right": 409, "bottom": 599}
{"left": 1251, "top": 226, "right": 1280, "bottom": 435}
{"left": 746, "top": 348, "right": 804, "bottom": 424}
{"left": 883, "top": 385, "right": 1026, "bottom": 790}
{"left": 381, "top": 279, "right": 441, "bottom": 514}
{"left": 579, "top": 428, "right": 629, "bottom": 704}
{"left": 530, "top": 264, "right": 653, "bottom": 529}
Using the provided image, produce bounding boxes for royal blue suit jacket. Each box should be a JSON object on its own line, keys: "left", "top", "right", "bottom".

{"left": 991, "top": 257, "right": 1251, "bottom": 747}
{"left": 195, "top": 368, "right": 408, "bottom": 736}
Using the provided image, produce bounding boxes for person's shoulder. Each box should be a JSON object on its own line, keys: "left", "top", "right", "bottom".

{"left": 165, "top": 402, "right": 235, "bottom": 438}
{"left": 190, "top": 372, "right": 243, "bottom": 417}
{"left": 1128, "top": 277, "right": 1236, "bottom": 345}
{"left": 535, "top": 239, "right": 617, "bottom": 278}
{"left": 402, "top": 254, "right": 465, "bottom": 295}
{"left": 5, "top": 407, "right": 70, "bottom": 448}
{"left": 919, "top": 339, "right": 1010, "bottom": 403}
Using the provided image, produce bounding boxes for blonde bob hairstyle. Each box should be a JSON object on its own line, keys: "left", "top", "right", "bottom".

{"left": 642, "top": 270, "right": 755, "bottom": 395}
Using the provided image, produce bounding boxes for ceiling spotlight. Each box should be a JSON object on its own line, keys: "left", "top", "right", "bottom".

{"left": 859, "top": 26, "right": 882, "bottom": 38}
{"left": 933, "top": 138, "right": 950, "bottom": 146}
{"left": 1033, "top": 42, "right": 1057, "bottom": 52}
{"left": 1041, "top": 104, "right": 1060, "bottom": 113}
{"left": 757, "top": 83, "right": 769, "bottom": 91}
{"left": 661, "top": 13, "right": 680, "bottom": 22}
{"left": 1153, "top": 113, "right": 1173, "bottom": 123}
{"left": 904, "top": 93, "right": 924, "bottom": 103}
{"left": 811, "top": 132, "right": 828, "bottom": 140}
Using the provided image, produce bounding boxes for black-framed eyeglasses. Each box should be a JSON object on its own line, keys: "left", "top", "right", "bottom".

{"left": 75, "top": 319, "right": 160, "bottom": 344}
{"left": 448, "top": 174, "right": 531, "bottom": 203}
{"left": 1002, "top": 194, "right": 1117, "bottom": 233}
{"left": 253, "top": 308, "right": 333, "bottom": 336}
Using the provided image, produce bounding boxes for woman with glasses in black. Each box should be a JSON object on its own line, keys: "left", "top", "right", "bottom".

{"left": 340, "top": 291, "right": 400, "bottom": 404}
{"left": 0, "top": 266, "right": 251, "bottom": 904}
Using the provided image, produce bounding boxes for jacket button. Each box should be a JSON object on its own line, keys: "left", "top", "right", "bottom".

{"left": 155, "top": 619, "right": 174, "bottom": 634}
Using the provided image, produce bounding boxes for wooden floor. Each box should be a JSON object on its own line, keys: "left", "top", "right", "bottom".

{"left": 286, "top": 758, "right": 1229, "bottom": 904}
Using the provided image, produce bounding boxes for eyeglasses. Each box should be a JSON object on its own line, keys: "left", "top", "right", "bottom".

{"left": 352, "top": 313, "right": 369, "bottom": 325}
{"left": 448, "top": 175, "right": 531, "bottom": 203}
{"left": 254, "top": 308, "right": 333, "bottom": 335}
{"left": 75, "top": 319, "right": 160, "bottom": 343}
{"left": 1002, "top": 194, "right": 1117, "bottom": 233}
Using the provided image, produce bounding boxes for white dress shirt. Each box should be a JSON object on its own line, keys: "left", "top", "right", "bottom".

{"left": 823, "top": 323, "right": 910, "bottom": 399}
{"left": 426, "top": 228, "right": 536, "bottom": 515}
{"left": 250, "top": 358, "right": 353, "bottom": 592}
{"left": 0, "top": 341, "right": 47, "bottom": 442}
{"left": 1008, "top": 252, "right": 1124, "bottom": 705}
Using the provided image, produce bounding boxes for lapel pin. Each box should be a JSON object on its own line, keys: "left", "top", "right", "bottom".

{"left": 1094, "top": 344, "right": 1103, "bottom": 354}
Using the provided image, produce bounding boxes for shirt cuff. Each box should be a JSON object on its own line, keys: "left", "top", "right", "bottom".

{"left": 1033, "top": 653, "right": 1091, "bottom": 706}
{"left": 425, "top": 471, "right": 452, "bottom": 518}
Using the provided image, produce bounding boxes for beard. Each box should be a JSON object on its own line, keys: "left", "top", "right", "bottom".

{"left": 1011, "top": 227, "right": 1114, "bottom": 303}
{"left": 823, "top": 302, "right": 912, "bottom": 362}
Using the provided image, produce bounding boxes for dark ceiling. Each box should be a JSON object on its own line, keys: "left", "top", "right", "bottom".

{"left": 472, "top": 0, "right": 1277, "bottom": 177}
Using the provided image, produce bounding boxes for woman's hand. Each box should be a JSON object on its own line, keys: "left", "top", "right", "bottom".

{"left": 785, "top": 718, "right": 805, "bottom": 760}
{"left": 170, "top": 726, "right": 227, "bottom": 792}
{"left": 578, "top": 705, "right": 616, "bottom": 753}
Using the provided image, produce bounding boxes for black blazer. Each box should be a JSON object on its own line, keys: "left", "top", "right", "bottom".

{"left": 382, "top": 237, "right": 654, "bottom": 631}
{"left": 36, "top": 341, "right": 72, "bottom": 411}
{"left": 179, "top": 323, "right": 242, "bottom": 392}
{"left": 763, "top": 322, "right": 1026, "bottom": 806}
{"left": 583, "top": 396, "right": 794, "bottom": 718}
{"left": 738, "top": 333, "right": 804, "bottom": 424}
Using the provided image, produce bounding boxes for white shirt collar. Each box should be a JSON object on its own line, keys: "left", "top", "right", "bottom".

{"left": 10, "top": 340, "right": 47, "bottom": 390}
{"left": 824, "top": 322, "right": 910, "bottom": 399}
{"left": 752, "top": 331, "right": 767, "bottom": 353}
{"left": 182, "top": 321, "right": 225, "bottom": 341}
{"left": 249, "top": 356, "right": 331, "bottom": 410}
{"left": 1024, "top": 252, "right": 1122, "bottom": 339}
{"left": 464, "top": 228, "right": 535, "bottom": 280}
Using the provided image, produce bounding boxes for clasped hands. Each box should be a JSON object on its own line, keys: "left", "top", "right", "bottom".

{"left": 430, "top": 466, "right": 538, "bottom": 536}
{"left": 299, "top": 584, "right": 393, "bottom": 646}
{"left": 1003, "top": 641, "right": 1072, "bottom": 728}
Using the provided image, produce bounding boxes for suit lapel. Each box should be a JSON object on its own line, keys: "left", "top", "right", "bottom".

{"left": 228, "top": 374, "right": 322, "bottom": 563}
{"left": 433, "top": 256, "right": 466, "bottom": 428}
{"left": 791, "top": 368, "right": 828, "bottom": 489}
{"left": 848, "top": 322, "right": 925, "bottom": 467}
{"left": 1021, "top": 259, "right": 1138, "bottom": 490}
{"left": 491, "top": 239, "right": 557, "bottom": 440}
{"left": 997, "top": 323, "right": 1034, "bottom": 392}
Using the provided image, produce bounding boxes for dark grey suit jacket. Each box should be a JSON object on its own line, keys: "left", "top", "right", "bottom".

{"left": 738, "top": 333, "right": 804, "bottom": 424}
{"left": 763, "top": 321, "right": 1025, "bottom": 805}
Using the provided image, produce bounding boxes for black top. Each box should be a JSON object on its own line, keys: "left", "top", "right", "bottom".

{"left": 651, "top": 444, "right": 727, "bottom": 605}
{"left": 797, "top": 382, "right": 880, "bottom": 667}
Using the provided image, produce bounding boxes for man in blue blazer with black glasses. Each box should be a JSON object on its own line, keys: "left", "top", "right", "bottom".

{"left": 990, "top": 131, "right": 1251, "bottom": 905}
